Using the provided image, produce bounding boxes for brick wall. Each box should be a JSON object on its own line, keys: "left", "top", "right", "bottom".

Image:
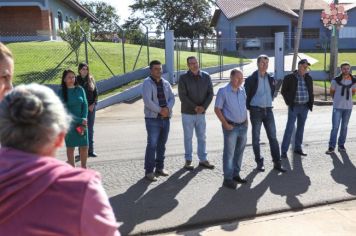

{"left": 0, "top": 6, "right": 51, "bottom": 35}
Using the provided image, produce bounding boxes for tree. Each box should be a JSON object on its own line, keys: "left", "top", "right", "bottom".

{"left": 129, "top": 0, "right": 213, "bottom": 51}
{"left": 58, "top": 20, "right": 90, "bottom": 64}
{"left": 121, "top": 18, "right": 146, "bottom": 44}
{"left": 82, "top": 1, "right": 120, "bottom": 41}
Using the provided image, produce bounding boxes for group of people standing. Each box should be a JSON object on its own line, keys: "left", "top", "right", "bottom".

{"left": 142, "top": 54, "right": 355, "bottom": 190}
{"left": 0, "top": 38, "right": 355, "bottom": 234}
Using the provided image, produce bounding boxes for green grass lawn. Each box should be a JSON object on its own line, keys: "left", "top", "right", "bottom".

{"left": 305, "top": 51, "right": 356, "bottom": 100}
{"left": 304, "top": 51, "right": 356, "bottom": 71}
{"left": 6, "top": 41, "right": 249, "bottom": 85}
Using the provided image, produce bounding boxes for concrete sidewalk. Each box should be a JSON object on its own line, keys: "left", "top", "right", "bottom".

{"left": 163, "top": 200, "right": 356, "bottom": 236}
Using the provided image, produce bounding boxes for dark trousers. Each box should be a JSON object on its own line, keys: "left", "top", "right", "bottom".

{"left": 281, "top": 104, "right": 309, "bottom": 153}
{"left": 144, "top": 118, "right": 170, "bottom": 174}
{"left": 87, "top": 106, "right": 96, "bottom": 153}
{"left": 249, "top": 107, "right": 281, "bottom": 164}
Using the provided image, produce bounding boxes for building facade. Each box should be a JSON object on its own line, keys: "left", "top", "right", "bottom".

{"left": 0, "top": 0, "right": 96, "bottom": 41}
{"left": 211, "top": 0, "right": 356, "bottom": 51}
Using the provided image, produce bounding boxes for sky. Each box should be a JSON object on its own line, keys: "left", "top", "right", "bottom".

{"left": 92, "top": 0, "right": 356, "bottom": 24}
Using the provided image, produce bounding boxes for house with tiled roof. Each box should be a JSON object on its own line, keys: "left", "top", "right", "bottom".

{"left": 211, "top": 0, "right": 356, "bottom": 51}
{"left": 0, "top": 0, "right": 97, "bottom": 41}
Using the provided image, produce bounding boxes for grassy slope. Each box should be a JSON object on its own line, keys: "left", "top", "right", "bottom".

{"left": 6, "top": 41, "right": 248, "bottom": 85}
{"left": 304, "top": 51, "right": 356, "bottom": 71}
{"left": 304, "top": 51, "right": 356, "bottom": 100}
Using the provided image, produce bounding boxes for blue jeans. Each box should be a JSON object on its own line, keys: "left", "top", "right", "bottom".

{"left": 222, "top": 124, "right": 247, "bottom": 180}
{"left": 281, "top": 104, "right": 309, "bottom": 153}
{"left": 87, "top": 105, "right": 96, "bottom": 153}
{"left": 249, "top": 107, "right": 280, "bottom": 164}
{"left": 144, "top": 118, "right": 170, "bottom": 174}
{"left": 182, "top": 114, "right": 207, "bottom": 161}
{"left": 328, "top": 108, "right": 352, "bottom": 148}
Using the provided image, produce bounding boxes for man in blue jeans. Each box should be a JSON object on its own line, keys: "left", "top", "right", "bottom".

{"left": 281, "top": 59, "right": 314, "bottom": 158}
{"left": 215, "top": 69, "right": 248, "bottom": 189}
{"left": 326, "top": 62, "right": 356, "bottom": 154}
{"left": 142, "top": 60, "right": 175, "bottom": 181}
{"left": 178, "top": 56, "right": 214, "bottom": 170}
{"left": 245, "top": 55, "right": 286, "bottom": 173}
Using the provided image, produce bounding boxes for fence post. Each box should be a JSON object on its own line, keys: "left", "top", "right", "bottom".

{"left": 80, "top": 26, "right": 89, "bottom": 64}
{"left": 165, "top": 30, "right": 175, "bottom": 84}
{"left": 116, "top": 24, "right": 126, "bottom": 74}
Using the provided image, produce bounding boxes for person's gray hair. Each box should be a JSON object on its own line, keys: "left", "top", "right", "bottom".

{"left": 0, "top": 83, "right": 71, "bottom": 154}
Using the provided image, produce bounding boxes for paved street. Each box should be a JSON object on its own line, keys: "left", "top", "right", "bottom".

{"left": 56, "top": 83, "right": 356, "bottom": 235}
{"left": 54, "top": 56, "right": 356, "bottom": 235}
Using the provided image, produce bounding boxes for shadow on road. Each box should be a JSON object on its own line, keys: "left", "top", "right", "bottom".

{"left": 270, "top": 154, "right": 311, "bottom": 210}
{"left": 110, "top": 168, "right": 201, "bottom": 235}
{"left": 330, "top": 152, "right": 356, "bottom": 195}
{"left": 177, "top": 157, "right": 311, "bottom": 236}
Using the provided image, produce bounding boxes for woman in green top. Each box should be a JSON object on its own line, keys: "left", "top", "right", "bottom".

{"left": 59, "top": 69, "right": 88, "bottom": 168}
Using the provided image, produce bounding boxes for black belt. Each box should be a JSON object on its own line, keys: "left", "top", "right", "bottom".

{"left": 226, "top": 120, "right": 246, "bottom": 126}
{"left": 157, "top": 116, "right": 170, "bottom": 120}
{"left": 250, "top": 106, "right": 272, "bottom": 110}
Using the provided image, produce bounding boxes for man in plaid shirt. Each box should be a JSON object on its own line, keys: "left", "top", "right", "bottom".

{"left": 280, "top": 59, "right": 314, "bottom": 158}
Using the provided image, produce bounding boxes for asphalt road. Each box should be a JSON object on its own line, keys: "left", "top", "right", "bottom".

{"left": 56, "top": 83, "right": 356, "bottom": 235}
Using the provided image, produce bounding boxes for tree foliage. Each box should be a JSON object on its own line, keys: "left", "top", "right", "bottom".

{"left": 58, "top": 20, "right": 90, "bottom": 64}
{"left": 82, "top": 1, "right": 120, "bottom": 40}
{"left": 129, "top": 0, "right": 213, "bottom": 45}
{"left": 121, "top": 19, "right": 146, "bottom": 44}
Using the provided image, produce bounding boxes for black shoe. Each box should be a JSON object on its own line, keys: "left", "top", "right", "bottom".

{"left": 233, "top": 175, "right": 247, "bottom": 184}
{"left": 256, "top": 162, "right": 265, "bottom": 172}
{"left": 75, "top": 155, "right": 80, "bottom": 162}
{"left": 338, "top": 145, "right": 346, "bottom": 152}
{"left": 155, "top": 169, "right": 169, "bottom": 177}
{"left": 294, "top": 150, "right": 307, "bottom": 156}
{"left": 281, "top": 152, "right": 288, "bottom": 159}
{"left": 274, "top": 162, "right": 287, "bottom": 173}
{"left": 223, "top": 179, "right": 237, "bottom": 189}
{"left": 184, "top": 160, "right": 194, "bottom": 170}
{"left": 199, "top": 160, "right": 215, "bottom": 169}
{"left": 88, "top": 152, "right": 98, "bottom": 157}
{"left": 326, "top": 147, "right": 335, "bottom": 154}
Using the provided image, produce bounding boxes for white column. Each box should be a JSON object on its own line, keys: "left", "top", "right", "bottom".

{"left": 274, "top": 32, "right": 284, "bottom": 80}
{"left": 164, "top": 30, "right": 175, "bottom": 84}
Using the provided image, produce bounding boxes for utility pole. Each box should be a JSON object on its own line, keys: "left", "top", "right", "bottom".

{"left": 291, "top": 0, "right": 305, "bottom": 71}
{"left": 329, "top": 0, "right": 339, "bottom": 79}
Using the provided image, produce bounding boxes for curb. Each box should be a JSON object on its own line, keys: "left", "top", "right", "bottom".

{"left": 314, "top": 100, "right": 333, "bottom": 106}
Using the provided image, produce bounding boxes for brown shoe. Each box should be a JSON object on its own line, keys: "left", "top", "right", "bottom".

{"left": 199, "top": 160, "right": 215, "bottom": 169}
{"left": 184, "top": 160, "right": 194, "bottom": 170}
{"left": 155, "top": 169, "right": 169, "bottom": 177}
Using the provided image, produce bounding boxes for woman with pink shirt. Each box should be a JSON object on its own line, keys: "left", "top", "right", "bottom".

{"left": 0, "top": 84, "right": 120, "bottom": 236}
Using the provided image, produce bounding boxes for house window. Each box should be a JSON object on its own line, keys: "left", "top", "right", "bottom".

{"left": 302, "top": 28, "right": 320, "bottom": 39}
{"left": 58, "top": 11, "right": 63, "bottom": 30}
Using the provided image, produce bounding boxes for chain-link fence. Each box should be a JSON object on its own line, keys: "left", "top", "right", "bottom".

{"left": 174, "top": 37, "right": 247, "bottom": 80}
{"left": 1, "top": 30, "right": 164, "bottom": 85}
